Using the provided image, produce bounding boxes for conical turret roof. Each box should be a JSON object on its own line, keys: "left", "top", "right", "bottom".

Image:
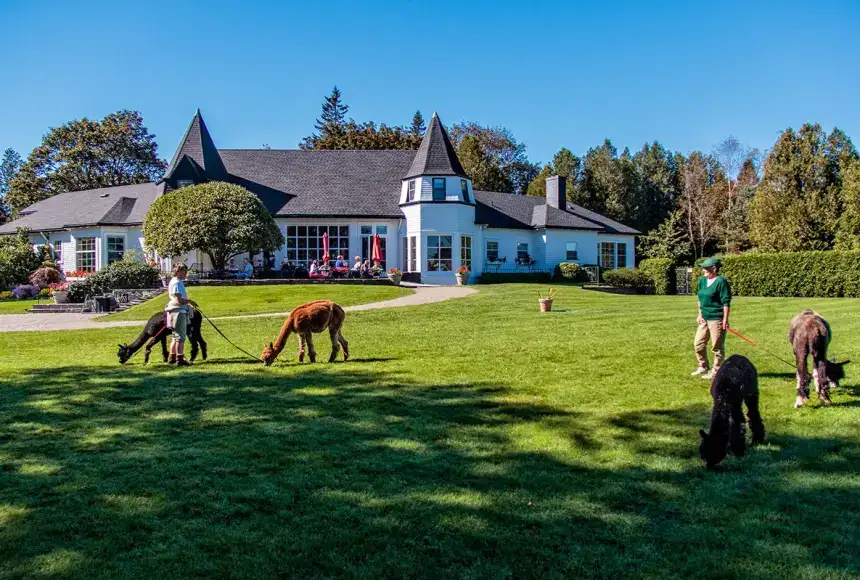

{"left": 163, "top": 109, "right": 228, "bottom": 181}
{"left": 404, "top": 113, "right": 468, "bottom": 179}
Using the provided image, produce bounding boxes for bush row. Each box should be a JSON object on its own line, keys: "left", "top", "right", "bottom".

{"left": 68, "top": 261, "right": 161, "bottom": 303}
{"left": 638, "top": 258, "right": 675, "bottom": 295}
{"left": 717, "top": 251, "right": 860, "bottom": 297}
{"left": 601, "top": 268, "right": 650, "bottom": 289}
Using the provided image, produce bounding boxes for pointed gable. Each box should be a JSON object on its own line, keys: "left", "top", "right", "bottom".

{"left": 163, "top": 109, "right": 228, "bottom": 181}
{"left": 404, "top": 113, "right": 468, "bottom": 179}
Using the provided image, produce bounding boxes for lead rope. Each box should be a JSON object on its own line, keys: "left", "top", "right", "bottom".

{"left": 726, "top": 327, "right": 797, "bottom": 370}
{"left": 195, "top": 307, "right": 263, "bottom": 363}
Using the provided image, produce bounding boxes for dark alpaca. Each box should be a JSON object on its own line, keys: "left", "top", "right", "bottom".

{"left": 788, "top": 309, "right": 850, "bottom": 407}
{"left": 117, "top": 310, "right": 207, "bottom": 364}
{"left": 699, "top": 354, "right": 765, "bottom": 468}
{"left": 261, "top": 300, "right": 349, "bottom": 366}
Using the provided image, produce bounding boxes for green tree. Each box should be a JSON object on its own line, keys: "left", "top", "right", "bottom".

{"left": 631, "top": 142, "right": 680, "bottom": 234}
{"left": 0, "top": 229, "right": 50, "bottom": 290}
{"left": 307, "top": 120, "right": 421, "bottom": 150}
{"left": 750, "top": 124, "right": 857, "bottom": 251}
{"left": 526, "top": 164, "right": 553, "bottom": 197}
{"left": 7, "top": 111, "right": 165, "bottom": 213}
{"left": 0, "top": 148, "right": 22, "bottom": 223}
{"left": 835, "top": 158, "right": 860, "bottom": 249}
{"left": 449, "top": 122, "right": 534, "bottom": 194}
{"left": 525, "top": 148, "right": 580, "bottom": 198}
{"left": 142, "top": 182, "right": 284, "bottom": 272}
{"left": 578, "top": 140, "right": 639, "bottom": 223}
{"left": 721, "top": 158, "right": 759, "bottom": 253}
{"left": 639, "top": 209, "right": 691, "bottom": 262}
{"left": 410, "top": 111, "right": 425, "bottom": 137}
{"left": 300, "top": 86, "right": 350, "bottom": 149}
{"left": 457, "top": 135, "right": 512, "bottom": 192}
{"left": 678, "top": 152, "right": 727, "bottom": 259}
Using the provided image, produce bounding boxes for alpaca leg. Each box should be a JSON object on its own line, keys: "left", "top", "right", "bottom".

{"left": 142, "top": 335, "right": 161, "bottom": 365}
{"left": 198, "top": 335, "right": 208, "bottom": 360}
{"left": 160, "top": 335, "right": 169, "bottom": 362}
{"left": 795, "top": 352, "right": 810, "bottom": 408}
{"left": 814, "top": 359, "right": 831, "bottom": 405}
{"left": 328, "top": 327, "right": 341, "bottom": 363}
{"left": 306, "top": 333, "right": 317, "bottom": 363}
{"left": 189, "top": 336, "right": 199, "bottom": 362}
{"left": 338, "top": 331, "right": 349, "bottom": 361}
{"left": 297, "top": 334, "right": 306, "bottom": 362}
{"left": 746, "top": 396, "right": 765, "bottom": 445}
{"left": 729, "top": 403, "right": 746, "bottom": 457}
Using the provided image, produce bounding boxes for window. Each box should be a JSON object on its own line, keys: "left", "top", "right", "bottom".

{"left": 409, "top": 236, "right": 416, "bottom": 272}
{"left": 107, "top": 236, "right": 125, "bottom": 264}
{"left": 460, "top": 179, "right": 468, "bottom": 200}
{"left": 617, "top": 243, "right": 627, "bottom": 268}
{"left": 406, "top": 180, "right": 416, "bottom": 202}
{"left": 403, "top": 237, "right": 408, "bottom": 271}
{"left": 285, "top": 225, "right": 349, "bottom": 265}
{"left": 426, "top": 235, "right": 452, "bottom": 271}
{"left": 76, "top": 237, "right": 97, "bottom": 272}
{"left": 565, "top": 242, "right": 578, "bottom": 261}
{"left": 517, "top": 242, "right": 530, "bottom": 262}
{"left": 360, "top": 225, "right": 387, "bottom": 268}
{"left": 460, "top": 235, "right": 472, "bottom": 270}
{"left": 432, "top": 178, "right": 446, "bottom": 201}
{"left": 600, "top": 242, "right": 617, "bottom": 270}
{"left": 53, "top": 241, "right": 63, "bottom": 265}
{"left": 486, "top": 240, "right": 499, "bottom": 262}
{"left": 177, "top": 179, "right": 194, "bottom": 188}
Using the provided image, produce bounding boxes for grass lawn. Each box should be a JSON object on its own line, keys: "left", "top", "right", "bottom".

{"left": 0, "top": 298, "right": 51, "bottom": 315}
{"left": 0, "top": 284, "right": 858, "bottom": 578}
{"left": 98, "top": 284, "right": 412, "bottom": 321}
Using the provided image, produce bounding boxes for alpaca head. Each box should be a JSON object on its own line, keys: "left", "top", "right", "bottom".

{"left": 825, "top": 359, "right": 850, "bottom": 386}
{"left": 117, "top": 344, "right": 132, "bottom": 364}
{"left": 261, "top": 342, "right": 277, "bottom": 366}
{"left": 699, "top": 429, "right": 727, "bottom": 469}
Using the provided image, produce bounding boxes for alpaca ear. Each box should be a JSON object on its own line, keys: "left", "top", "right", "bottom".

{"left": 118, "top": 344, "right": 124, "bottom": 349}
{"left": 269, "top": 342, "right": 274, "bottom": 349}
{"left": 840, "top": 360, "right": 851, "bottom": 366}
{"left": 699, "top": 429, "right": 708, "bottom": 440}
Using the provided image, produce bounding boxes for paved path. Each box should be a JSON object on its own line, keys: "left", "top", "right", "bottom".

{"left": 0, "top": 286, "right": 478, "bottom": 332}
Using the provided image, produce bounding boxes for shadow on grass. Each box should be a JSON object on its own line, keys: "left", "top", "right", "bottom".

{"left": 0, "top": 365, "right": 858, "bottom": 578}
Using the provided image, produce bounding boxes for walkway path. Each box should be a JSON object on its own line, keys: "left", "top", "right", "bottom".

{"left": 0, "top": 286, "right": 478, "bottom": 332}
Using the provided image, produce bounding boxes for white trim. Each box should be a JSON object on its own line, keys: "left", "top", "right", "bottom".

{"left": 425, "top": 232, "right": 454, "bottom": 273}
{"left": 104, "top": 232, "right": 127, "bottom": 265}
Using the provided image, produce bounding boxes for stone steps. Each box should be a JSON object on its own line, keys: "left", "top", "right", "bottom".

{"left": 29, "top": 304, "right": 85, "bottom": 313}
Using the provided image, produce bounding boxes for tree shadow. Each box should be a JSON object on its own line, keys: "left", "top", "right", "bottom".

{"left": 0, "top": 365, "right": 858, "bottom": 578}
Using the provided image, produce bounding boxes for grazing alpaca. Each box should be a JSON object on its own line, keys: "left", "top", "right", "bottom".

{"left": 699, "top": 354, "right": 765, "bottom": 468}
{"left": 117, "top": 310, "right": 207, "bottom": 364}
{"left": 788, "top": 309, "right": 850, "bottom": 407}
{"left": 261, "top": 300, "right": 349, "bottom": 366}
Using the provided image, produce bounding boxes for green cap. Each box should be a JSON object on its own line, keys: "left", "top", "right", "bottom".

{"left": 701, "top": 257, "right": 721, "bottom": 269}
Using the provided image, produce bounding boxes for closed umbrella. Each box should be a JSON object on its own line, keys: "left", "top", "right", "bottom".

{"left": 371, "top": 233, "right": 383, "bottom": 264}
{"left": 322, "top": 232, "right": 330, "bottom": 264}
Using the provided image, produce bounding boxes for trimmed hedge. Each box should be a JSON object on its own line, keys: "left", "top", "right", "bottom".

{"left": 639, "top": 258, "right": 675, "bottom": 295}
{"left": 717, "top": 251, "right": 860, "bottom": 297}
{"left": 480, "top": 272, "right": 553, "bottom": 284}
{"left": 67, "top": 260, "right": 160, "bottom": 303}
{"left": 602, "top": 268, "right": 650, "bottom": 289}
{"left": 554, "top": 262, "right": 590, "bottom": 282}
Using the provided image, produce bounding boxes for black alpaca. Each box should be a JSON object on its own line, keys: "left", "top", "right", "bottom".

{"left": 788, "top": 309, "right": 850, "bottom": 407}
{"left": 117, "top": 310, "right": 207, "bottom": 364}
{"left": 699, "top": 354, "right": 765, "bottom": 468}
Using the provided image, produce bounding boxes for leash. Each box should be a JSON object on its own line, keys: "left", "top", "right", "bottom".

{"left": 726, "top": 327, "right": 796, "bottom": 370}
{"left": 125, "top": 321, "right": 170, "bottom": 362}
{"left": 195, "top": 307, "right": 263, "bottom": 363}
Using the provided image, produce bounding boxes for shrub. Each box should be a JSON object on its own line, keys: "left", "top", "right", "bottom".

{"left": 39, "top": 287, "right": 52, "bottom": 297}
{"left": 387, "top": 268, "right": 402, "bottom": 276}
{"left": 12, "top": 284, "right": 41, "bottom": 299}
{"left": 0, "top": 291, "right": 13, "bottom": 300}
{"left": 98, "top": 260, "right": 160, "bottom": 289}
{"left": 0, "top": 230, "right": 47, "bottom": 290}
{"left": 602, "top": 268, "right": 650, "bottom": 289}
{"left": 480, "top": 272, "right": 553, "bottom": 284}
{"left": 639, "top": 258, "right": 675, "bottom": 295}
{"left": 29, "top": 266, "right": 64, "bottom": 289}
{"left": 67, "top": 276, "right": 109, "bottom": 303}
{"left": 65, "top": 270, "right": 93, "bottom": 278}
{"left": 554, "top": 262, "right": 590, "bottom": 282}
{"left": 716, "top": 251, "right": 860, "bottom": 297}
{"left": 456, "top": 266, "right": 469, "bottom": 276}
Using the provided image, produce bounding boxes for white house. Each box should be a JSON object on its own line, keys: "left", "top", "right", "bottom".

{"left": 0, "top": 110, "right": 639, "bottom": 282}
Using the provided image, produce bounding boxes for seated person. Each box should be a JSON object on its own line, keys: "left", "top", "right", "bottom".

{"left": 280, "top": 259, "right": 292, "bottom": 270}
{"left": 351, "top": 256, "right": 362, "bottom": 270}
{"left": 335, "top": 255, "right": 346, "bottom": 268}
{"left": 360, "top": 259, "right": 374, "bottom": 278}
{"left": 309, "top": 259, "right": 319, "bottom": 276}
{"left": 237, "top": 258, "right": 254, "bottom": 279}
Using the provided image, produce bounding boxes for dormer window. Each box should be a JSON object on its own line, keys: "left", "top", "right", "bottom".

{"left": 460, "top": 179, "right": 468, "bottom": 200}
{"left": 432, "top": 178, "right": 446, "bottom": 201}
{"left": 406, "top": 180, "right": 416, "bottom": 202}
{"left": 177, "top": 179, "right": 194, "bottom": 188}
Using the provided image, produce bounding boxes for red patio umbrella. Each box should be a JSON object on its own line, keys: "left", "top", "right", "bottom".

{"left": 322, "top": 232, "right": 330, "bottom": 263}
{"left": 371, "top": 233, "right": 383, "bottom": 263}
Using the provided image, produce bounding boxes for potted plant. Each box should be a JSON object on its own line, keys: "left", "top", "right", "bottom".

{"left": 387, "top": 267, "right": 402, "bottom": 285}
{"left": 537, "top": 287, "right": 557, "bottom": 312}
{"left": 50, "top": 282, "right": 70, "bottom": 304}
{"left": 455, "top": 266, "right": 470, "bottom": 286}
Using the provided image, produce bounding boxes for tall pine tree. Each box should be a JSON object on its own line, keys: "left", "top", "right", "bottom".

{"left": 410, "top": 111, "right": 425, "bottom": 137}
{"left": 300, "top": 86, "right": 350, "bottom": 149}
{"left": 0, "top": 148, "right": 22, "bottom": 223}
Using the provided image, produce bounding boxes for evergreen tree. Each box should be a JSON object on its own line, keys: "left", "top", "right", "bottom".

{"left": 526, "top": 148, "right": 580, "bottom": 198}
{"left": 639, "top": 209, "right": 691, "bottom": 262}
{"left": 410, "top": 111, "right": 425, "bottom": 136}
{"left": 306, "top": 120, "right": 421, "bottom": 150}
{"left": 0, "top": 148, "right": 22, "bottom": 223}
{"left": 578, "top": 139, "right": 638, "bottom": 223}
{"left": 631, "top": 142, "right": 680, "bottom": 234}
{"left": 835, "top": 158, "right": 860, "bottom": 249}
{"left": 458, "top": 135, "right": 512, "bottom": 192}
{"left": 300, "top": 86, "right": 350, "bottom": 149}
{"left": 526, "top": 164, "right": 553, "bottom": 197}
{"left": 722, "top": 158, "right": 759, "bottom": 252}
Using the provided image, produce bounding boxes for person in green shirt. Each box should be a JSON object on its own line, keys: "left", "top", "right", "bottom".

{"left": 691, "top": 257, "right": 732, "bottom": 380}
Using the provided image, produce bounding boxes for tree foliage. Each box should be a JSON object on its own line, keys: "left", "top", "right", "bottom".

{"left": 457, "top": 135, "right": 512, "bottom": 193}
{"left": 449, "top": 122, "right": 536, "bottom": 194}
{"left": 142, "top": 182, "right": 284, "bottom": 272}
{"left": 0, "top": 229, "right": 50, "bottom": 290}
{"left": 835, "top": 159, "right": 860, "bottom": 250}
{"left": 305, "top": 120, "right": 421, "bottom": 150}
{"left": 410, "top": 111, "right": 425, "bottom": 137}
{"left": 7, "top": 111, "right": 165, "bottom": 214}
{"left": 0, "top": 148, "right": 22, "bottom": 223}
{"left": 639, "top": 210, "right": 691, "bottom": 263}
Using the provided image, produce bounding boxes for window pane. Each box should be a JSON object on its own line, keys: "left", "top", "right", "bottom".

{"left": 361, "top": 226, "right": 372, "bottom": 235}
{"left": 440, "top": 236, "right": 452, "bottom": 247}
{"left": 432, "top": 178, "right": 445, "bottom": 201}
{"left": 377, "top": 226, "right": 387, "bottom": 234}
{"left": 617, "top": 243, "right": 627, "bottom": 267}
{"left": 308, "top": 226, "right": 317, "bottom": 237}
{"left": 565, "top": 242, "right": 578, "bottom": 261}
{"left": 427, "top": 236, "right": 439, "bottom": 247}
{"left": 298, "top": 226, "right": 307, "bottom": 236}
{"left": 287, "top": 226, "right": 296, "bottom": 236}
{"left": 340, "top": 226, "right": 349, "bottom": 237}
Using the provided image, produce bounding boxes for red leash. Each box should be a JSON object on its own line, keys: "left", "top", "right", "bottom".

{"left": 726, "top": 327, "right": 796, "bottom": 370}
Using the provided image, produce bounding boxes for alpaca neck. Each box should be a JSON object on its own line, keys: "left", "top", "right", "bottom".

{"left": 126, "top": 328, "right": 152, "bottom": 354}
{"left": 271, "top": 318, "right": 292, "bottom": 355}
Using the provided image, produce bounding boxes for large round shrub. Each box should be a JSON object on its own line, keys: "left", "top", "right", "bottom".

{"left": 554, "top": 262, "right": 590, "bottom": 282}
{"left": 98, "top": 260, "right": 160, "bottom": 289}
{"left": 29, "top": 266, "right": 64, "bottom": 289}
{"left": 638, "top": 258, "right": 675, "bottom": 295}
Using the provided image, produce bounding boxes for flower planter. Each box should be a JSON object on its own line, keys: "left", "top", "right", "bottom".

{"left": 538, "top": 298, "right": 553, "bottom": 312}
{"left": 455, "top": 273, "right": 468, "bottom": 286}
{"left": 388, "top": 274, "right": 402, "bottom": 286}
{"left": 53, "top": 291, "right": 69, "bottom": 304}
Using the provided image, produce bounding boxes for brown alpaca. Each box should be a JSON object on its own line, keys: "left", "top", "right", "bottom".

{"left": 261, "top": 300, "right": 349, "bottom": 366}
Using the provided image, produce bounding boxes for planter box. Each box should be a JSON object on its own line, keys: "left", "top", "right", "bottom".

{"left": 388, "top": 274, "right": 402, "bottom": 286}
{"left": 53, "top": 291, "right": 70, "bottom": 304}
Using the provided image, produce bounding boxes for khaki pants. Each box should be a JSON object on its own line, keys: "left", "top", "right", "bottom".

{"left": 695, "top": 320, "right": 726, "bottom": 370}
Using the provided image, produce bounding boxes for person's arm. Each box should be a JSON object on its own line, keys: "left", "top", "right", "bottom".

{"left": 720, "top": 279, "right": 732, "bottom": 330}
{"left": 696, "top": 278, "right": 705, "bottom": 325}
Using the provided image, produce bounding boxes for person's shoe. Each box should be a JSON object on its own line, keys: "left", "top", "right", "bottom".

{"left": 175, "top": 356, "right": 191, "bottom": 367}
{"left": 701, "top": 369, "right": 717, "bottom": 380}
{"left": 690, "top": 367, "right": 708, "bottom": 377}
{"left": 168, "top": 353, "right": 177, "bottom": 365}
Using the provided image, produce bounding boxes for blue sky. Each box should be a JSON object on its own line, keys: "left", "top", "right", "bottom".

{"left": 1, "top": 0, "right": 858, "bottom": 167}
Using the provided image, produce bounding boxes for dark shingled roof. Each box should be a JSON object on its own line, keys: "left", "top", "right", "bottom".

{"left": 404, "top": 113, "right": 468, "bottom": 179}
{"left": 0, "top": 182, "right": 162, "bottom": 234}
{"left": 164, "top": 109, "right": 228, "bottom": 180}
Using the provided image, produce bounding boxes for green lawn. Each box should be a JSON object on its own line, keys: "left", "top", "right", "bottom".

{"left": 1, "top": 285, "right": 859, "bottom": 579}
{"left": 0, "top": 298, "right": 51, "bottom": 315}
{"left": 98, "top": 284, "right": 412, "bottom": 321}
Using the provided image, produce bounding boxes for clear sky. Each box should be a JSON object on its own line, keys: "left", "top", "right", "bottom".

{"left": 1, "top": 0, "right": 858, "bottom": 167}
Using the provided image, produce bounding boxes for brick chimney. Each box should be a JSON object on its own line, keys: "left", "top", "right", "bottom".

{"left": 546, "top": 175, "right": 566, "bottom": 211}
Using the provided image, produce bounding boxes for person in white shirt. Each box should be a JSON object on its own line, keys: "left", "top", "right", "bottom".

{"left": 165, "top": 263, "right": 198, "bottom": 366}
{"left": 309, "top": 259, "right": 319, "bottom": 275}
